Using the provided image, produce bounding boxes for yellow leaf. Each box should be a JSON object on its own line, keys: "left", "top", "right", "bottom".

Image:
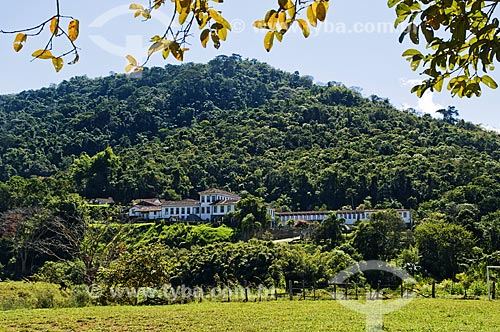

{"left": 307, "top": 5, "right": 317, "bottom": 27}
{"left": 14, "top": 33, "right": 27, "bottom": 43}
{"left": 278, "top": 11, "right": 287, "bottom": 31}
{"left": 162, "top": 47, "right": 171, "bottom": 59}
{"left": 275, "top": 31, "right": 283, "bottom": 42}
{"left": 129, "top": 3, "right": 144, "bottom": 10}
{"left": 32, "top": 49, "right": 54, "bottom": 59}
{"left": 68, "top": 20, "right": 80, "bottom": 42}
{"left": 264, "top": 31, "right": 274, "bottom": 52}
{"left": 297, "top": 19, "right": 310, "bottom": 38}
{"left": 268, "top": 12, "right": 278, "bottom": 31}
{"left": 13, "top": 33, "right": 27, "bottom": 52}
{"left": 208, "top": 9, "right": 231, "bottom": 30}
{"left": 52, "top": 57, "right": 64, "bottom": 72}
{"left": 218, "top": 27, "right": 227, "bottom": 41}
{"left": 316, "top": 2, "right": 327, "bottom": 22}
{"left": 253, "top": 20, "right": 266, "bottom": 29}
{"left": 126, "top": 55, "right": 138, "bottom": 66}
{"left": 199, "top": 29, "right": 209, "bottom": 46}
{"left": 148, "top": 42, "right": 164, "bottom": 56}
{"left": 125, "top": 64, "right": 135, "bottom": 73}
{"left": 287, "top": 0, "right": 296, "bottom": 18}
{"left": 179, "top": 10, "right": 189, "bottom": 25}
{"left": 50, "top": 17, "right": 59, "bottom": 35}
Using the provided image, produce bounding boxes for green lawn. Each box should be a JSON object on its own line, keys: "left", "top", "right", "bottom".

{"left": 1, "top": 298, "right": 499, "bottom": 331}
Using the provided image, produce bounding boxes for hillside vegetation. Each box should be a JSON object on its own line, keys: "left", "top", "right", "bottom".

{"left": 0, "top": 54, "right": 499, "bottom": 211}
{"left": 1, "top": 55, "right": 500, "bottom": 291}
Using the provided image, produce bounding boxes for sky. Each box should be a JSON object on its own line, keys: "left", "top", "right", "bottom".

{"left": 0, "top": 1, "right": 499, "bottom": 131}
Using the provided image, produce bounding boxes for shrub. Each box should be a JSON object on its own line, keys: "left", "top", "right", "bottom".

{"left": 35, "top": 260, "right": 86, "bottom": 287}
{"left": 71, "top": 284, "right": 91, "bottom": 307}
{"left": 0, "top": 281, "right": 71, "bottom": 310}
{"left": 469, "top": 280, "right": 487, "bottom": 296}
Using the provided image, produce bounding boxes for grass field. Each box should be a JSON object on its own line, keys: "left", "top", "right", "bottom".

{"left": 1, "top": 298, "right": 500, "bottom": 331}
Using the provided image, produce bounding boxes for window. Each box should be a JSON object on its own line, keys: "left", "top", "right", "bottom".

{"left": 207, "top": 207, "right": 211, "bottom": 214}
{"left": 201, "top": 207, "right": 205, "bottom": 214}
{"left": 212, "top": 195, "right": 216, "bottom": 202}
{"left": 181, "top": 208, "right": 185, "bottom": 215}
{"left": 195, "top": 207, "right": 199, "bottom": 214}
{"left": 187, "top": 207, "right": 191, "bottom": 214}
{"left": 220, "top": 206, "right": 225, "bottom": 213}
{"left": 214, "top": 206, "right": 218, "bottom": 213}
{"left": 176, "top": 208, "right": 179, "bottom": 214}
{"left": 170, "top": 207, "right": 174, "bottom": 215}
{"left": 201, "top": 196, "right": 205, "bottom": 203}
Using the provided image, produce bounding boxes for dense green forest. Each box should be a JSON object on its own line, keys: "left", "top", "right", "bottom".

{"left": 1, "top": 54, "right": 499, "bottom": 211}
{"left": 1, "top": 55, "right": 500, "bottom": 300}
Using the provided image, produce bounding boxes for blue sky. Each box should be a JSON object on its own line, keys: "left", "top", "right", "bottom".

{"left": 0, "top": 1, "right": 499, "bottom": 130}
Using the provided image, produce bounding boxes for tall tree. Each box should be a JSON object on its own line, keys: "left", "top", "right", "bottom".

{"left": 351, "top": 210, "right": 411, "bottom": 261}
{"left": 437, "top": 106, "right": 459, "bottom": 124}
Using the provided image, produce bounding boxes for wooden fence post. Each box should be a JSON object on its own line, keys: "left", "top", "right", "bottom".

{"left": 432, "top": 280, "right": 436, "bottom": 298}
{"left": 289, "top": 280, "right": 293, "bottom": 301}
{"left": 244, "top": 281, "right": 248, "bottom": 302}
{"left": 333, "top": 284, "right": 337, "bottom": 300}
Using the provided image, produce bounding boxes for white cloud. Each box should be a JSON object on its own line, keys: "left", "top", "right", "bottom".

{"left": 481, "top": 124, "right": 500, "bottom": 134}
{"left": 400, "top": 78, "right": 443, "bottom": 116}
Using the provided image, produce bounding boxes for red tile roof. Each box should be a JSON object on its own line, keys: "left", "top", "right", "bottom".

{"left": 162, "top": 199, "right": 200, "bottom": 207}
{"left": 198, "top": 188, "right": 239, "bottom": 197}
{"left": 211, "top": 199, "right": 239, "bottom": 206}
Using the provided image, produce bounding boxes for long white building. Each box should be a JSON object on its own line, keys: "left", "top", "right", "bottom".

{"left": 128, "top": 189, "right": 276, "bottom": 222}
{"left": 275, "top": 209, "right": 412, "bottom": 226}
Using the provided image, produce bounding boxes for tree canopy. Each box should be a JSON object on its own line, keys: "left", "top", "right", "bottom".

{"left": 1, "top": 0, "right": 499, "bottom": 97}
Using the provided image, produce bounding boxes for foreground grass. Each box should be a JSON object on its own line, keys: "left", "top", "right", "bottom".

{"left": 1, "top": 298, "right": 500, "bottom": 331}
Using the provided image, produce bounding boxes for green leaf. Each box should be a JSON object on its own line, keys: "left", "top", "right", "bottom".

{"left": 481, "top": 75, "right": 498, "bottom": 89}
{"left": 388, "top": 0, "right": 399, "bottom": 8}
{"left": 409, "top": 23, "right": 419, "bottom": 44}
{"left": 402, "top": 49, "right": 422, "bottom": 57}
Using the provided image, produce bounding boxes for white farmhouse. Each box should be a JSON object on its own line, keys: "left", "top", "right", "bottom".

{"left": 276, "top": 209, "right": 412, "bottom": 226}
{"left": 128, "top": 188, "right": 275, "bottom": 222}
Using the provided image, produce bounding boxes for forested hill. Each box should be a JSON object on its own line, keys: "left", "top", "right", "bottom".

{"left": 1, "top": 54, "right": 500, "bottom": 213}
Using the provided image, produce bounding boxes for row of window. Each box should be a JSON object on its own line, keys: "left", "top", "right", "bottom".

{"left": 160, "top": 205, "right": 235, "bottom": 216}
{"left": 338, "top": 213, "right": 367, "bottom": 220}
{"left": 163, "top": 207, "right": 200, "bottom": 215}
{"left": 201, "top": 195, "right": 227, "bottom": 203}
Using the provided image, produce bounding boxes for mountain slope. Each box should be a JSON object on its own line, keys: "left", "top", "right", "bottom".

{"left": 1, "top": 54, "right": 500, "bottom": 213}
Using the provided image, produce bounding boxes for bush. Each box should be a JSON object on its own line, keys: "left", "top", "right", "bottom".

{"left": 438, "top": 279, "right": 464, "bottom": 296}
{"left": 71, "top": 284, "right": 91, "bottom": 307}
{"left": 0, "top": 281, "right": 71, "bottom": 310}
{"left": 469, "top": 280, "right": 487, "bottom": 296}
{"left": 35, "top": 260, "right": 86, "bottom": 287}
